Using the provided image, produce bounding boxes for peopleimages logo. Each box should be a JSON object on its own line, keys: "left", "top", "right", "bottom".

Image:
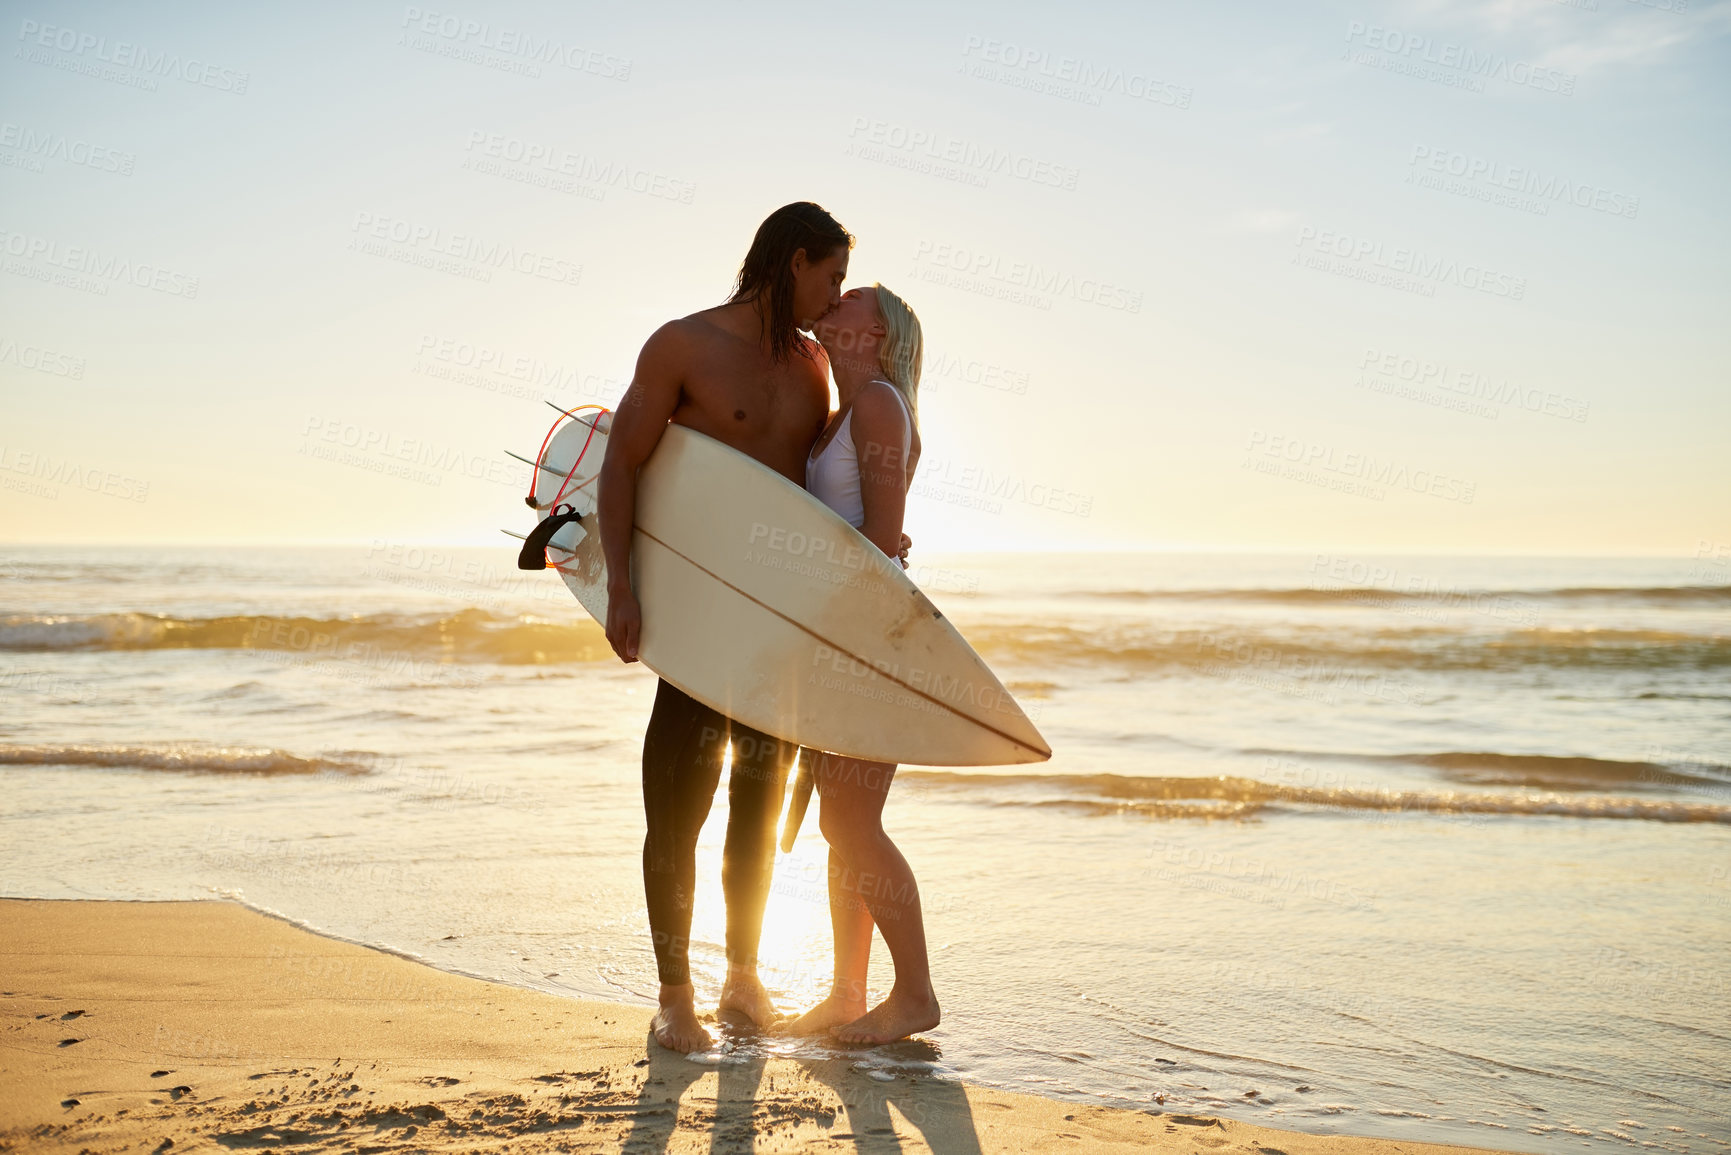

{"left": 1342, "top": 22, "right": 1576, "bottom": 95}
{"left": 911, "top": 240, "right": 1142, "bottom": 313}
{"left": 1294, "top": 227, "right": 1526, "bottom": 301}
{"left": 463, "top": 130, "right": 695, "bottom": 204}
{"left": 913, "top": 456, "right": 1094, "bottom": 517}
{"left": 0, "top": 445, "right": 150, "bottom": 502}
{"left": 16, "top": 19, "right": 250, "bottom": 93}
{"left": 0, "top": 122, "right": 135, "bottom": 175}
{"left": 846, "top": 117, "right": 1080, "bottom": 190}
{"left": 0, "top": 228, "right": 200, "bottom": 298}
{"left": 0, "top": 335, "right": 85, "bottom": 379}
{"left": 959, "top": 35, "right": 1192, "bottom": 109}
{"left": 921, "top": 348, "right": 1030, "bottom": 396}
{"left": 300, "top": 416, "right": 532, "bottom": 491}
{"left": 399, "top": 7, "right": 630, "bottom": 79}
{"left": 1358, "top": 348, "right": 1589, "bottom": 422}
{"left": 1407, "top": 146, "right": 1639, "bottom": 219}
{"left": 1243, "top": 429, "right": 1476, "bottom": 504}
{"left": 414, "top": 334, "right": 624, "bottom": 403}
{"left": 347, "top": 212, "right": 582, "bottom": 287}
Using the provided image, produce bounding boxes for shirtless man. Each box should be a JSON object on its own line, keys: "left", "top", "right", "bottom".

{"left": 598, "top": 202, "right": 871, "bottom": 1052}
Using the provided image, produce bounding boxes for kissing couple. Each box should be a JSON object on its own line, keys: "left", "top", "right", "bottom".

{"left": 597, "top": 202, "right": 938, "bottom": 1052}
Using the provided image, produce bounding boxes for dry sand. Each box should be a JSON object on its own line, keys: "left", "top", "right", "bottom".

{"left": 1, "top": 898, "right": 1514, "bottom": 1153}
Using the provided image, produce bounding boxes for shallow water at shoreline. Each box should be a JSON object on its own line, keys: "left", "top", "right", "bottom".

{"left": 3, "top": 546, "right": 1728, "bottom": 1153}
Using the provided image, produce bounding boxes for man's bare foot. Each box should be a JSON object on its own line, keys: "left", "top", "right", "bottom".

{"left": 717, "top": 969, "right": 781, "bottom": 1029}
{"left": 831, "top": 986, "right": 940, "bottom": 1045}
{"left": 650, "top": 983, "right": 712, "bottom": 1053}
{"left": 775, "top": 994, "right": 868, "bottom": 1037}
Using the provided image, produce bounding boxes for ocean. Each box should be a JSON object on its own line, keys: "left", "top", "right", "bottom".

{"left": 2, "top": 546, "right": 1727, "bottom": 1153}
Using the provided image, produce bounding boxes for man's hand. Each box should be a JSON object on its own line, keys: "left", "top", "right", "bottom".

{"left": 606, "top": 590, "right": 642, "bottom": 663}
{"left": 898, "top": 533, "right": 912, "bottom": 570}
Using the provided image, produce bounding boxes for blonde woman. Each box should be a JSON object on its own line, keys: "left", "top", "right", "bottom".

{"left": 783, "top": 284, "right": 938, "bottom": 1044}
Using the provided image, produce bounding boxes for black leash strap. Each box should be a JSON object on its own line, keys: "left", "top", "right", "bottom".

{"left": 779, "top": 754, "right": 817, "bottom": 852}
{"left": 518, "top": 504, "right": 586, "bottom": 570}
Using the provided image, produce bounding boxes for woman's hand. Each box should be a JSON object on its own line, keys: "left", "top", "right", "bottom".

{"left": 899, "top": 533, "right": 912, "bottom": 569}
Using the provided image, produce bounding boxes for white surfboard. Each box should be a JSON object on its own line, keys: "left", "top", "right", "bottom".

{"left": 520, "top": 411, "right": 1050, "bottom": 767}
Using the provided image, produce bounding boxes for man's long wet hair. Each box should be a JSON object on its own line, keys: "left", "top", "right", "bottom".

{"left": 727, "top": 202, "right": 854, "bottom": 363}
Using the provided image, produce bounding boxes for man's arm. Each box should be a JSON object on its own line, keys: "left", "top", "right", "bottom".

{"left": 597, "top": 323, "right": 687, "bottom": 662}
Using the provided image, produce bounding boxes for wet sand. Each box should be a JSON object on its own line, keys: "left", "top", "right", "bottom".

{"left": 0, "top": 898, "right": 1516, "bottom": 1153}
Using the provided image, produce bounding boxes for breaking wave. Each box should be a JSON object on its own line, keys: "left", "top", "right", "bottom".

{"left": 0, "top": 743, "right": 375, "bottom": 776}
{"left": 2, "top": 601, "right": 1725, "bottom": 677}
{"left": 901, "top": 771, "right": 1731, "bottom": 824}
{"left": 1076, "top": 585, "right": 1731, "bottom": 605}
{"left": 0, "top": 609, "right": 610, "bottom": 664}
{"left": 958, "top": 622, "right": 1731, "bottom": 673}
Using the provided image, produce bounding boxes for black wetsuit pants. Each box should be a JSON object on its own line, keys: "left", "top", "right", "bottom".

{"left": 641, "top": 678, "right": 796, "bottom": 986}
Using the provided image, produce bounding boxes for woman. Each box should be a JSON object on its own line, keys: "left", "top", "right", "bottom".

{"left": 782, "top": 283, "right": 938, "bottom": 1045}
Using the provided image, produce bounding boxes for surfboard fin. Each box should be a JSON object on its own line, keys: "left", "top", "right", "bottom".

{"left": 518, "top": 505, "right": 587, "bottom": 570}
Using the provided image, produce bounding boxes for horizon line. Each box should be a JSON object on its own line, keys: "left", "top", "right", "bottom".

{"left": 0, "top": 540, "right": 1722, "bottom": 560}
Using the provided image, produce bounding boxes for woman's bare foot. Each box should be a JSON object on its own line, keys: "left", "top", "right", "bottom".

{"left": 650, "top": 983, "right": 712, "bottom": 1053}
{"left": 776, "top": 994, "right": 868, "bottom": 1037}
{"left": 831, "top": 986, "right": 940, "bottom": 1045}
{"left": 717, "top": 969, "right": 781, "bottom": 1029}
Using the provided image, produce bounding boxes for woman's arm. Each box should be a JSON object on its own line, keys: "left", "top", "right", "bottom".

{"left": 851, "top": 381, "right": 914, "bottom": 561}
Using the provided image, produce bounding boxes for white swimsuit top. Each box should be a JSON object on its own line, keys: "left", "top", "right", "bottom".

{"left": 806, "top": 380, "right": 914, "bottom": 529}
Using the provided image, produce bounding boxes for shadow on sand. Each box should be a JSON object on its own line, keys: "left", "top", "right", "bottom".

{"left": 621, "top": 1029, "right": 984, "bottom": 1153}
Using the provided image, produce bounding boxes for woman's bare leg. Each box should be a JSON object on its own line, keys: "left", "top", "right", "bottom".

{"left": 780, "top": 841, "right": 874, "bottom": 1034}
{"left": 827, "top": 844, "right": 875, "bottom": 1004}
{"left": 816, "top": 754, "right": 940, "bottom": 1044}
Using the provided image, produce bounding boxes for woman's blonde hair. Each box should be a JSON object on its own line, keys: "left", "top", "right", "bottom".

{"left": 873, "top": 283, "right": 922, "bottom": 423}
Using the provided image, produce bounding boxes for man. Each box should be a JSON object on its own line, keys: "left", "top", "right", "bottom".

{"left": 599, "top": 202, "right": 880, "bottom": 1052}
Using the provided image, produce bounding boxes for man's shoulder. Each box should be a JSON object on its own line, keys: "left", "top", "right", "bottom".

{"left": 645, "top": 314, "right": 708, "bottom": 351}
{"left": 636, "top": 314, "right": 725, "bottom": 379}
{"left": 674, "top": 303, "right": 749, "bottom": 343}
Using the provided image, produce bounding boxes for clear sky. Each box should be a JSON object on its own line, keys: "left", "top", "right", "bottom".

{"left": 2, "top": 0, "right": 1727, "bottom": 553}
